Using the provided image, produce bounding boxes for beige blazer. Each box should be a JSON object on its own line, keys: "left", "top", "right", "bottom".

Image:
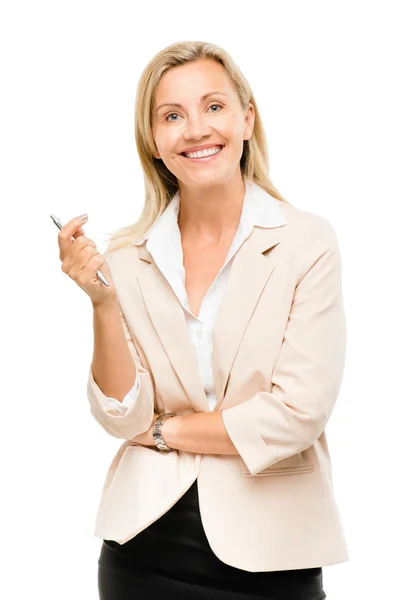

{"left": 87, "top": 198, "right": 349, "bottom": 572}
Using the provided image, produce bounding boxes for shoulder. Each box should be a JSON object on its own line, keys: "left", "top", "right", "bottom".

{"left": 274, "top": 200, "right": 343, "bottom": 285}
{"left": 277, "top": 200, "right": 340, "bottom": 250}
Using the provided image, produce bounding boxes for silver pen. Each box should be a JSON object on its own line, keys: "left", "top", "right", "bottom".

{"left": 50, "top": 214, "right": 109, "bottom": 287}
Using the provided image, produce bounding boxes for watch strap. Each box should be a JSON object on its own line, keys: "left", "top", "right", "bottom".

{"left": 153, "top": 413, "right": 176, "bottom": 451}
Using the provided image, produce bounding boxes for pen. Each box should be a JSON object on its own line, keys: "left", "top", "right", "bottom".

{"left": 50, "top": 214, "right": 109, "bottom": 286}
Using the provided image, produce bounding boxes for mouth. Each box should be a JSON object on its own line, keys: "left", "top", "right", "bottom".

{"left": 180, "top": 145, "right": 225, "bottom": 162}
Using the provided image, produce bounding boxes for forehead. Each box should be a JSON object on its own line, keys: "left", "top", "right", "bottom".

{"left": 154, "top": 59, "right": 234, "bottom": 102}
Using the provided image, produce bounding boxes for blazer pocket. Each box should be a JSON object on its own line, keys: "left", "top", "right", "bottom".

{"left": 240, "top": 464, "right": 315, "bottom": 477}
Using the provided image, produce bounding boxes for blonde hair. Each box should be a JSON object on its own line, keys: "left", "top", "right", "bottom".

{"left": 104, "top": 40, "right": 290, "bottom": 253}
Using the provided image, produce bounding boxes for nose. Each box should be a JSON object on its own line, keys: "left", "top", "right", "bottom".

{"left": 183, "top": 113, "right": 212, "bottom": 142}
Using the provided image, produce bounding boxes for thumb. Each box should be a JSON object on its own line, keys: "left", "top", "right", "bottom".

{"left": 73, "top": 225, "right": 85, "bottom": 239}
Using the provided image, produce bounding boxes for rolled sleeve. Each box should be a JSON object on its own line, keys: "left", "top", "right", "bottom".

{"left": 221, "top": 221, "right": 346, "bottom": 476}
{"left": 105, "top": 368, "right": 141, "bottom": 415}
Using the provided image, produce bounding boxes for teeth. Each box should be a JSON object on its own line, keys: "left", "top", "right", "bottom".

{"left": 183, "top": 146, "right": 222, "bottom": 159}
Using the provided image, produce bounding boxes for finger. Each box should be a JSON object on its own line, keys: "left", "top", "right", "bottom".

{"left": 74, "top": 225, "right": 85, "bottom": 238}
{"left": 61, "top": 237, "right": 97, "bottom": 274}
{"left": 65, "top": 245, "right": 98, "bottom": 280}
{"left": 69, "top": 250, "right": 105, "bottom": 285}
{"left": 58, "top": 214, "right": 89, "bottom": 258}
{"left": 59, "top": 230, "right": 97, "bottom": 266}
{"left": 64, "top": 234, "right": 97, "bottom": 263}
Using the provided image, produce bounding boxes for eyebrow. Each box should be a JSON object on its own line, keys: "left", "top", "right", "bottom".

{"left": 155, "top": 91, "right": 228, "bottom": 113}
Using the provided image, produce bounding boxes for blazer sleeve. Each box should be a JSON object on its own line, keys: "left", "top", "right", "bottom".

{"left": 87, "top": 252, "right": 155, "bottom": 440}
{"left": 221, "top": 220, "right": 346, "bottom": 476}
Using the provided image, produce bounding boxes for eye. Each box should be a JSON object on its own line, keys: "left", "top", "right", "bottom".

{"left": 165, "top": 103, "right": 223, "bottom": 122}
{"left": 209, "top": 103, "right": 223, "bottom": 113}
{"left": 165, "top": 112, "right": 179, "bottom": 122}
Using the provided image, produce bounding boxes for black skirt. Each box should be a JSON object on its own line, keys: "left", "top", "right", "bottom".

{"left": 98, "top": 478, "right": 326, "bottom": 600}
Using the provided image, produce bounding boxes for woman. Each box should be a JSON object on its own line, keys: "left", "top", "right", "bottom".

{"left": 58, "top": 41, "right": 348, "bottom": 599}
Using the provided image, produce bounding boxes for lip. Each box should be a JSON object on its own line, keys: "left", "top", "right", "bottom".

{"left": 180, "top": 143, "right": 224, "bottom": 154}
{"left": 180, "top": 145, "right": 225, "bottom": 163}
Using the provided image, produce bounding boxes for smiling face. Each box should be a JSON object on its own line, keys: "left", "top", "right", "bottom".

{"left": 151, "top": 58, "right": 254, "bottom": 189}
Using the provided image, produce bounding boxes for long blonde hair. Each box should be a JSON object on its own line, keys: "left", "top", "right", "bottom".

{"left": 104, "top": 40, "right": 290, "bottom": 253}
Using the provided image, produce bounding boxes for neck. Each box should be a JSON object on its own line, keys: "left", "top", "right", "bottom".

{"left": 177, "top": 173, "right": 246, "bottom": 244}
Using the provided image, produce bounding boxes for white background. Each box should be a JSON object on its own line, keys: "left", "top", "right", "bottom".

{"left": 1, "top": 1, "right": 399, "bottom": 598}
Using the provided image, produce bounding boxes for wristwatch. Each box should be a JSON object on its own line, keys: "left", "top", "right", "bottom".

{"left": 153, "top": 413, "right": 176, "bottom": 452}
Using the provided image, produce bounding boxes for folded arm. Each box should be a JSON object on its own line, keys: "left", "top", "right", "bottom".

{"left": 162, "top": 222, "right": 346, "bottom": 474}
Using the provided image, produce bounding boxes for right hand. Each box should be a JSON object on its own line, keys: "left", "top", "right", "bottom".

{"left": 58, "top": 215, "right": 118, "bottom": 307}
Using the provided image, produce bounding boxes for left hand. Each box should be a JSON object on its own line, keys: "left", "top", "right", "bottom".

{"left": 131, "top": 413, "right": 160, "bottom": 446}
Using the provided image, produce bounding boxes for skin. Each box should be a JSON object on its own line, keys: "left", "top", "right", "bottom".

{"left": 132, "top": 58, "right": 255, "bottom": 454}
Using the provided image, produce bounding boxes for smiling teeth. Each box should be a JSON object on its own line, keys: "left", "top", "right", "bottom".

{"left": 183, "top": 146, "right": 222, "bottom": 158}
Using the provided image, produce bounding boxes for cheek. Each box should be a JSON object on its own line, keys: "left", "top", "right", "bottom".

{"left": 219, "top": 113, "right": 245, "bottom": 140}
{"left": 156, "top": 132, "right": 181, "bottom": 157}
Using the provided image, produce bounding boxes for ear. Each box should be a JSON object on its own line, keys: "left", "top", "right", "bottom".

{"left": 243, "top": 102, "right": 255, "bottom": 141}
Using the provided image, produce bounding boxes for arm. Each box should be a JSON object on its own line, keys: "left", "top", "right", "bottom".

{"left": 162, "top": 411, "right": 238, "bottom": 455}
{"left": 87, "top": 297, "right": 155, "bottom": 440}
{"left": 162, "top": 222, "right": 346, "bottom": 475}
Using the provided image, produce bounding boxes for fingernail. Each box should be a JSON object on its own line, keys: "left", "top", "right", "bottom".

{"left": 79, "top": 214, "right": 88, "bottom": 220}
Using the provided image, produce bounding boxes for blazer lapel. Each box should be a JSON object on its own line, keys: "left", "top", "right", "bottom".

{"left": 135, "top": 225, "right": 283, "bottom": 413}
{"left": 136, "top": 243, "right": 209, "bottom": 413}
{"left": 212, "top": 226, "right": 283, "bottom": 410}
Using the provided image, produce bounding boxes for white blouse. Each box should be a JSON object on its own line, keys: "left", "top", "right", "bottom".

{"left": 105, "top": 179, "right": 287, "bottom": 414}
